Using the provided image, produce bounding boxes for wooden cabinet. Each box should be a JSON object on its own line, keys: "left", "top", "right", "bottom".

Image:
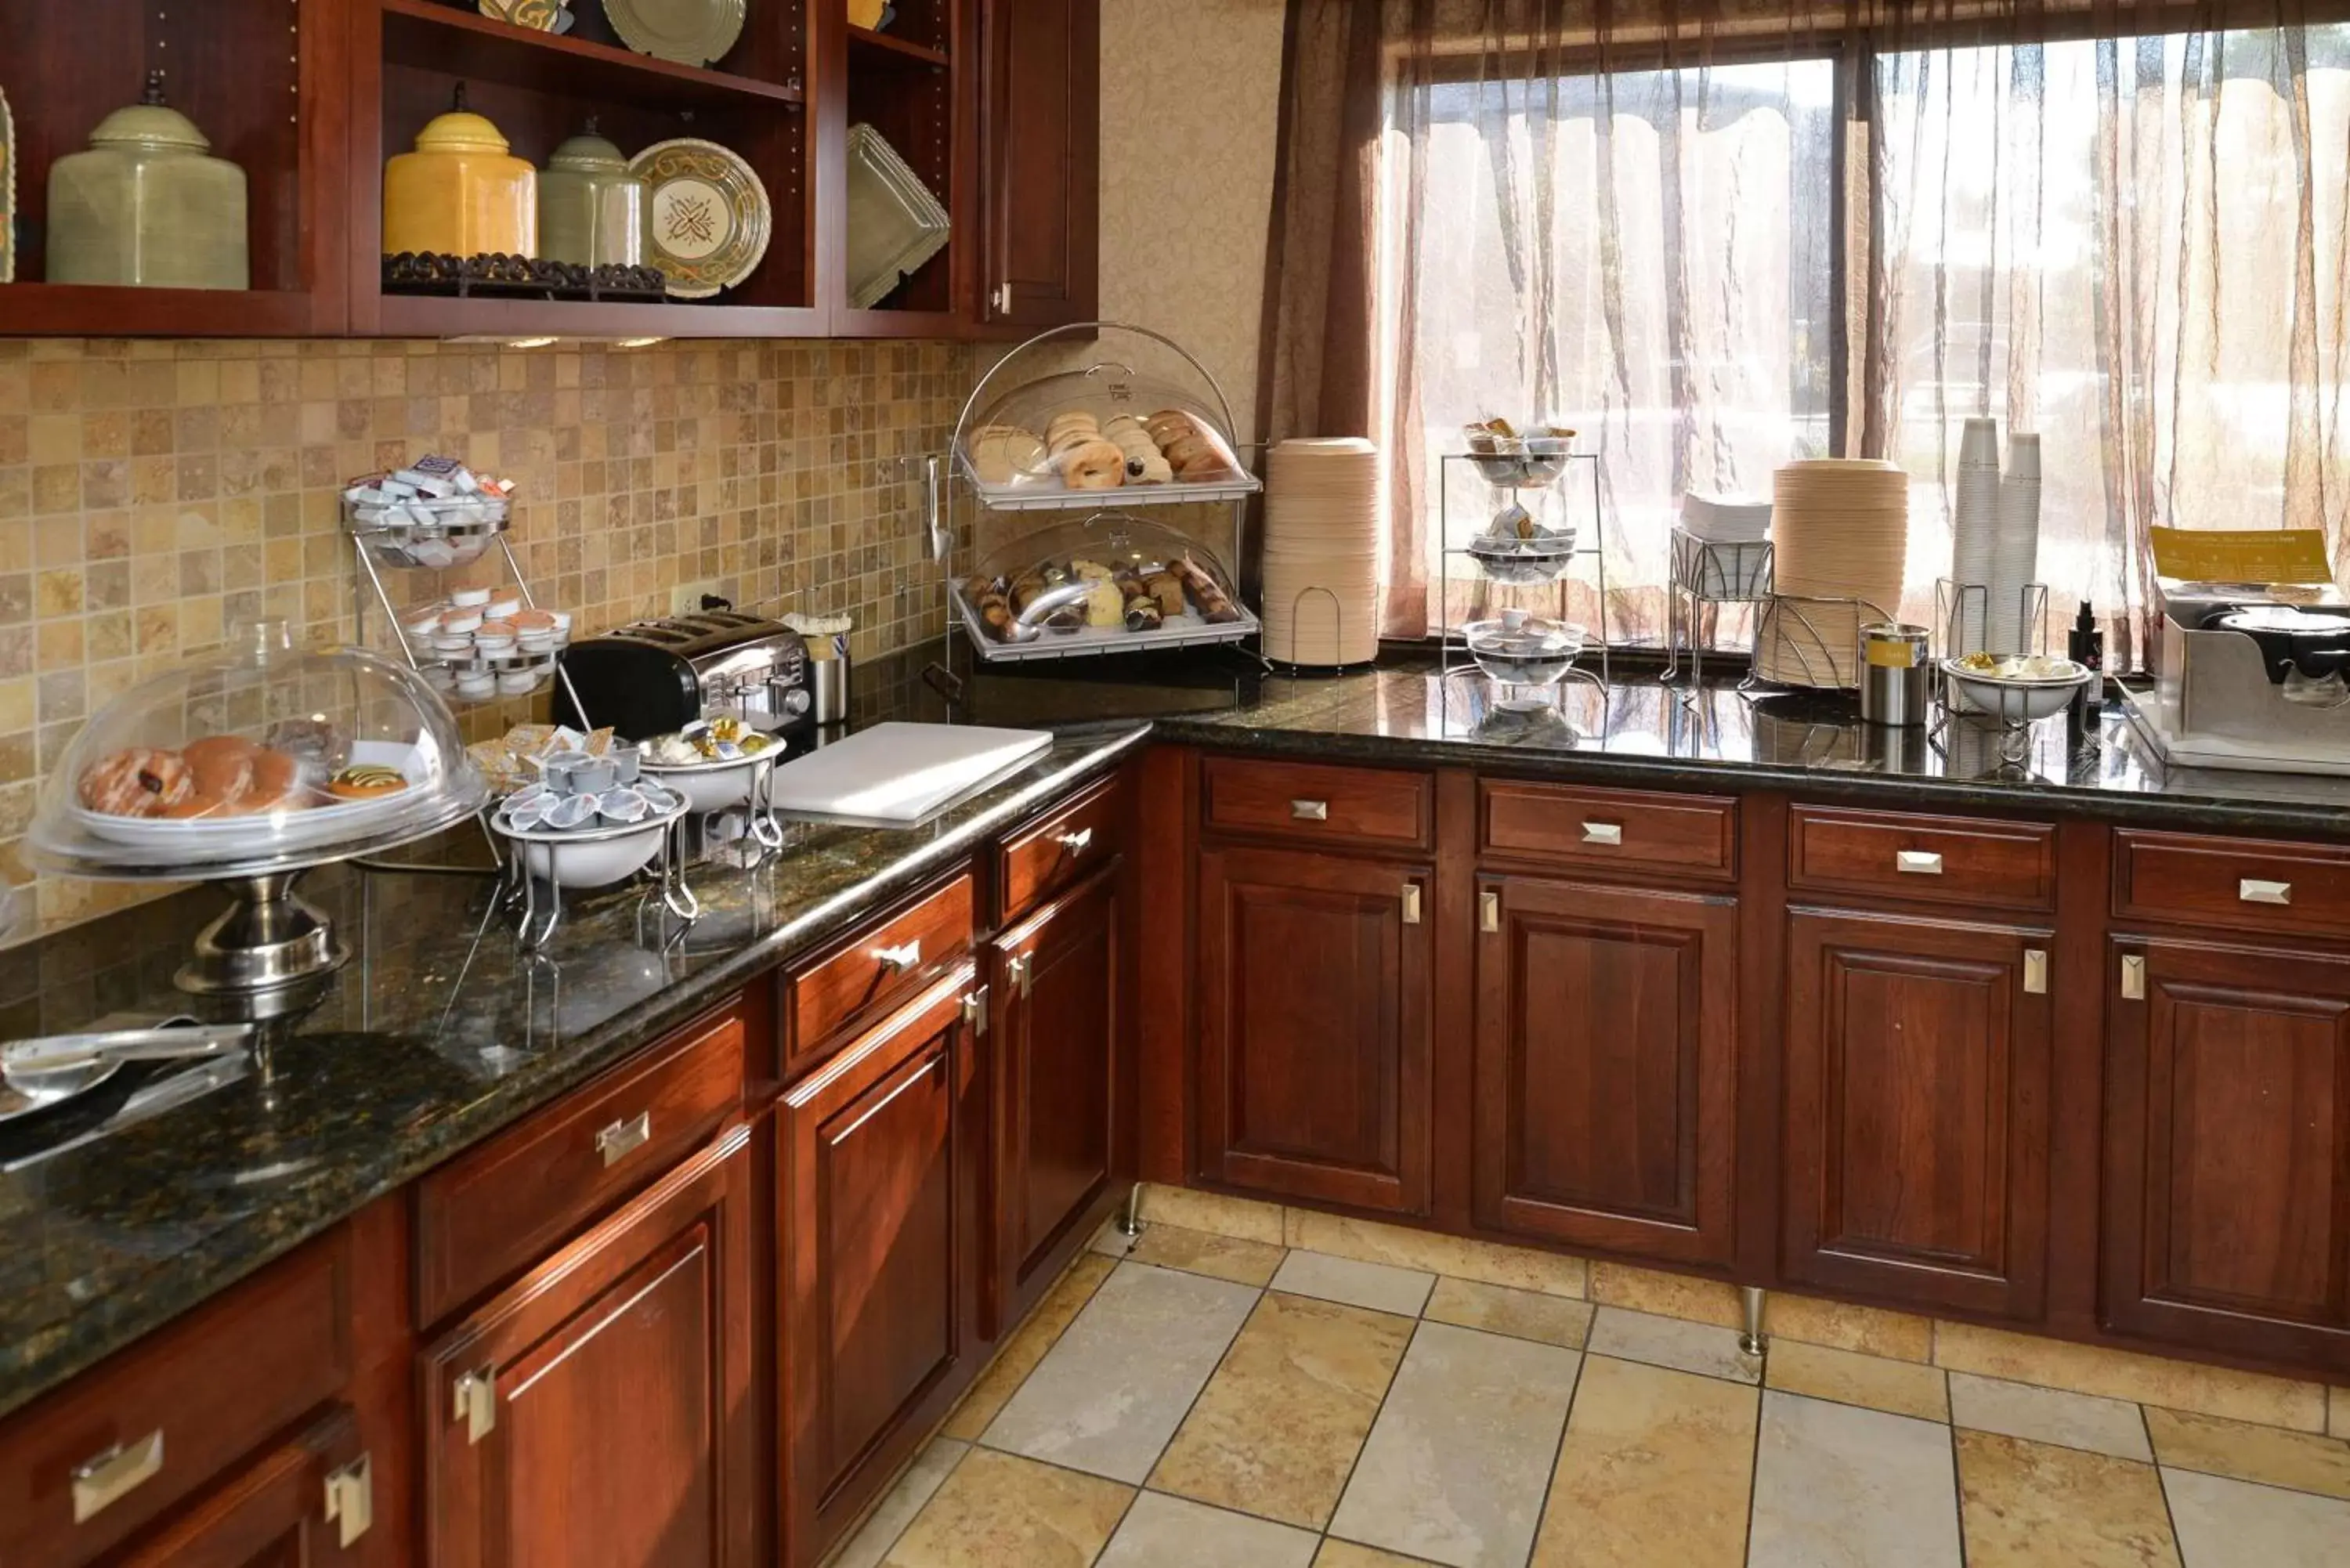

{"left": 782, "top": 967, "right": 985, "bottom": 1566}
{"left": 1472, "top": 876, "right": 1738, "bottom": 1266}
{"left": 978, "top": 0, "right": 1101, "bottom": 330}
{"left": 2102, "top": 936, "right": 2350, "bottom": 1372}
{"left": 421, "top": 1125, "right": 759, "bottom": 1568}
{"left": 114, "top": 1407, "right": 373, "bottom": 1568}
{"left": 1197, "top": 844, "right": 1434, "bottom": 1214}
{"left": 994, "top": 865, "right": 1122, "bottom": 1328}
{"left": 1781, "top": 909, "right": 2052, "bottom": 1320}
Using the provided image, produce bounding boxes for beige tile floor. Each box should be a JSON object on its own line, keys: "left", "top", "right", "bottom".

{"left": 829, "top": 1225, "right": 2350, "bottom": 1568}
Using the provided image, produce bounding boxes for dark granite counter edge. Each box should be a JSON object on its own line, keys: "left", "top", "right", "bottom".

{"left": 0, "top": 722, "right": 1150, "bottom": 1422}
{"left": 1154, "top": 717, "right": 2350, "bottom": 838}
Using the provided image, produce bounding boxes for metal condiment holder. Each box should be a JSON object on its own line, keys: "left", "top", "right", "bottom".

{"left": 1928, "top": 577, "right": 2059, "bottom": 773}
{"left": 1663, "top": 526, "right": 1774, "bottom": 692}
{"left": 1749, "top": 593, "right": 1895, "bottom": 690}
{"left": 1437, "top": 449, "right": 1612, "bottom": 687}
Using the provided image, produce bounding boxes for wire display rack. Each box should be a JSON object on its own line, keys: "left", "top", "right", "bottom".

{"left": 1662, "top": 526, "right": 1773, "bottom": 692}
{"left": 1436, "top": 449, "right": 1612, "bottom": 691}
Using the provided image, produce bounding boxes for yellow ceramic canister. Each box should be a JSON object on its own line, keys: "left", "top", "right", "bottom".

{"left": 382, "top": 86, "right": 537, "bottom": 258}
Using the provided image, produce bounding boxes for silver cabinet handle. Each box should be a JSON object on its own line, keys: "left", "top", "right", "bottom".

{"left": 1290, "top": 799, "right": 1329, "bottom": 822}
{"left": 454, "top": 1368, "right": 497, "bottom": 1445}
{"left": 1480, "top": 891, "right": 1500, "bottom": 933}
{"left": 71, "top": 1429, "right": 164, "bottom": 1523}
{"left": 1056, "top": 826, "right": 1094, "bottom": 855}
{"left": 595, "top": 1111, "right": 651, "bottom": 1168}
{"left": 1401, "top": 883, "right": 1423, "bottom": 924}
{"left": 2120, "top": 954, "right": 2146, "bottom": 1001}
{"left": 2023, "top": 948, "right": 2048, "bottom": 995}
{"left": 873, "top": 939, "right": 923, "bottom": 972}
{"left": 1581, "top": 822, "right": 1623, "bottom": 846}
{"left": 1007, "top": 952, "right": 1033, "bottom": 999}
{"left": 2240, "top": 878, "right": 2292, "bottom": 905}
{"left": 324, "top": 1452, "right": 374, "bottom": 1547}
{"left": 1896, "top": 850, "right": 1944, "bottom": 875}
{"left": 962, "top": 987, "right": 989, "bottom": 1037}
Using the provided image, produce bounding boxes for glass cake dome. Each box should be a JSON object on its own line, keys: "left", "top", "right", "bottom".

{"left": 26, "top": 621, "right": 489, "bottom": 880}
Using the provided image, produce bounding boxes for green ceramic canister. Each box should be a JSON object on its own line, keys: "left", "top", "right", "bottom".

{"left": 537, "top": 121, "right": 645, "bottom": 269}
{"left": 45, "top": 72, "right": 248, "bottom": 290}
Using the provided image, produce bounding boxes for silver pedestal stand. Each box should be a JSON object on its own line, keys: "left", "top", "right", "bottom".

{"left": 1663, "top": 527, "right": 1774, "bottom": 692}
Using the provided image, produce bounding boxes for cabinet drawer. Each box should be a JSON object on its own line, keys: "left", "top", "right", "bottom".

{"left": 1789, "top": 806, "right": 2055, "bottom": 912}
{"left": 416, "top": 1003, "right": 746, "bottom": 1325}
{"left": 998, "top": 775, "right": 1123, "bottom": 921}
{"left": 0, "top": 1232, "right": 352, "bottom": 1568}
{"left": 2114, "top": 831, "right": 2350, "bottom": 941}
{"left": 1479, "top": 779, "right": 1737, "bottom": 881}
{"left": 788, "top": 872, "right": 974, "bottom": 1071}
{"left": 1202, "top": 756, "right": 1432, "bottom": 851}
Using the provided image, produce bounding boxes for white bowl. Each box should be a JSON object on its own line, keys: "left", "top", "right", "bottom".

{"left": 1939, "top": 656, "right": 2091, "bottom": 721}
{"left": 638, "top": 751, "right": 769, "bottom": 811}
{"left": 494, "top": 802, "right": 683, "bottom": 890}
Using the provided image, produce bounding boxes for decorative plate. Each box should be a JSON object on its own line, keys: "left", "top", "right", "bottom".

{"left": 1, "top": 85, "right": 14, "bottom": 284}
{"left": 606, "top": 0, "right": 747, "bottom": 67}
{"left": 630, "top": 139, "right": 770, "bottom": 298}
{"left": 478, "top": 0, "right": 576, "bottom": 32}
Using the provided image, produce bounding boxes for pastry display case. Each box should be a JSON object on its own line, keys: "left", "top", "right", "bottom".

{"left": 24, "top": 622, "right": 489, "bottom": 1003}
{"left": 938, "top": 321, "right": 1261, "bottom": 663}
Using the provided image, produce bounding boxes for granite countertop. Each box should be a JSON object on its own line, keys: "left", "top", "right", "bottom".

{"left": 11, "top": 641, "right": 2350, "bottom": 1420}
{"left": 0, "top": 717, "right": 1150, "bottom": 1420}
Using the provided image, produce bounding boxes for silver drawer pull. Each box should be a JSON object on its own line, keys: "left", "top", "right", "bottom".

{"left": 454, "top": 1368, "right": 497, "bottom": 1444}
{"left": 1291, "top": 799, "right": 1329, "bottom": 821}
{"left": 72, "top": 1429, "right": 164, "bottom": 1523}
{"left": 1582, "top": 822, "right": 1623, "bottom": 846}
{"left": 324, "top": 1453, "right": 374, "bottom": 1547}
{"left": 873, "top": 939, "right": 922, "bottom": 972}
{"left": 1056, "top": 826, "right": 1094, "bottom": 854}
{"left": 2240, "top": 878, "right": 2292, "bottom": 905}
{"left": 595, "top": 1111, "right": 651, "bottom": 1167}
{"left": 1896, "top": 850, "right": 1944, "bottom": 875}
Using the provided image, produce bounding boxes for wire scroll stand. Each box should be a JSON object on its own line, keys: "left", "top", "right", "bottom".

{"left": 1925, "top": 578, "right": 2054, "bottom": 774}
{"left": 1748, "top": 592, "right": 1896, "bottom": 691}
{"left": 1436, "top": 449, "right": 1612, "bottom": 685}
{"left": 1662, "top": 526, "right": 1774, "bottom": 695}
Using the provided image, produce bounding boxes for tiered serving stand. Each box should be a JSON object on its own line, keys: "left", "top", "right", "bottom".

{"left": 933, "top": 321, "right": 1263, "bottom": 664}
{"left": 1438, "top": 441, "right": 1611, "bottom": 735}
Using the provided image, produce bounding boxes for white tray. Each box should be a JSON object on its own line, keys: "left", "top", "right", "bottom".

{"left": 949, "top": 582, "right": 1258, "bottom": 663}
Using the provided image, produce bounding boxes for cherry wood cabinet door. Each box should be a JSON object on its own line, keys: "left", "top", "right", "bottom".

{"left": 1472, "top": 876, "right": 1738, "bottom": 1266}
{"left": 995, "top": 865, "right": 1121, "bottom": 1328}
{"left": 782, "top": 968, "right": 984, "bottom": 1566}
{"left": 1197, "top": 844, "right": 1434, "bottom": 1215}
{"left": 1782, "top": 909, "right": 2052, "bottom": 1320}
{"left": 2103, "top": 937, "right": 2350, "bottom": 1373}
{"left": 978, "top": 0, "right": 1100, "bottom": 328}
{"left": 421, "top": 1127, "right": 758, "bottom": 1568}
{"left": 115, "top": 1407, "right": 371, "bottom": 1568}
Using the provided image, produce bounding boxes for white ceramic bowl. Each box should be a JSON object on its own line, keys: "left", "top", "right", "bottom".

{"left": 494, "top": 804, "right": 682, "bottom": 890}
{"left": 1939, "top": 656, "right": 2091, "bottom": 721}
{"left": 638, "top": 750, "right": 769, "bottom": 811}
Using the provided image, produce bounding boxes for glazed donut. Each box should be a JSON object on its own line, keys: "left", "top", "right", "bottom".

{"left": 182, "top": 735, "right": 258, "bottom": 806}
{"left": 78, "top": 747, "right": 196, "bottom": 817}
{"left": 159, "top": 791, "right": 232, "bottom": 820}
{"left": 1058, "top": 439, "right": 1128, "bottom": 491}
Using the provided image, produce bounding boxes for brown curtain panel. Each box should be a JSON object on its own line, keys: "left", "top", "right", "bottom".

{"left": 1260, "top": 0, "right": 2350, "bottom": 658}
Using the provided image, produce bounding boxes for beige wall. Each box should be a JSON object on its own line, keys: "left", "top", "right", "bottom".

{"left": 0, "top": 335, "right": 969, "bottom": 934}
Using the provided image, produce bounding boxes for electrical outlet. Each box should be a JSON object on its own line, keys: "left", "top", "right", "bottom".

{"left": 673, "top": 580, "right": 726, "bottom": 616}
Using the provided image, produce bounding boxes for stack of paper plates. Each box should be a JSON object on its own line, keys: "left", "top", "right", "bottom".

{"left": 1263, "top": 439, "right": 1380, "bottom": 667}
{"left": 1759, "top": 459, "right": 1909, "bottom": 687}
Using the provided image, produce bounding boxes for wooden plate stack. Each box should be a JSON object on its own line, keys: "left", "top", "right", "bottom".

{"left": 1263, "top": 438, "right": 1380, "bottom": 667}
{"left": 1759, "top": 459, "right": 1909, "bottom": 687}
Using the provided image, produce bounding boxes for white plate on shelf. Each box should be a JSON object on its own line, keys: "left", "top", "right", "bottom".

{"left": 70, "top": 740, "right": 443, "bottom": 855}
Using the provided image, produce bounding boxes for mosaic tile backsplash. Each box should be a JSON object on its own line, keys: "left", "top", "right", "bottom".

{"left": 0, "top": 335, "right": 973, "bottom": 935}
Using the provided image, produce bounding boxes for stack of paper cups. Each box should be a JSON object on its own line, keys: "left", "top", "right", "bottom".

{"left": 1950, "top": 417, "right": 2001, "bottom": 654}
{"left": 1987, "top": 433, "right": 2041, "bottom": 655}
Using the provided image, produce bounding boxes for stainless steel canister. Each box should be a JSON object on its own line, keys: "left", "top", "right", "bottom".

{"left": 1859, "top": 622, "right": 1930, "bottom": 727}
{"left": 810, "top": 647, "right": 851, "bottom": 727}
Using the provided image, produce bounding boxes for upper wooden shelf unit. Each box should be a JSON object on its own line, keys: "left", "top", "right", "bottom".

{"left": 0, "top": 0, "right": 1096, "bottom": 341}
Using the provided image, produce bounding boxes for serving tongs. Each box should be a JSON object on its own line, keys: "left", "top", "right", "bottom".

{"left": 0, "top": 1020, "right": 252, "bottom": 1119}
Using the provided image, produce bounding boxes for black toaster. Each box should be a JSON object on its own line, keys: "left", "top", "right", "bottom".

{"left": 554, "top": 610, "right": 814, "bottom": 742}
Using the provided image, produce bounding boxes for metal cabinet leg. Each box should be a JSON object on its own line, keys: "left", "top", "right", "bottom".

{"left": 1118, "top": 1182, "right": 1144, "bottom": 1239}
{"left": 1740, "top": 1286, "right": 1767, "bottom": 1357}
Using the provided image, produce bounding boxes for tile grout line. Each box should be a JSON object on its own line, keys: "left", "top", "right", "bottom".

{"left": 1314, "top": 1293, "right": 1436, "bottom": 1558}
{"left": 2143, "top": 1400, "right": 2193, "bottom": 1567}
{"left": 1515, "top": 1328, "right": 1590, "bottom": 1568}
{"left": 1947, "top": 1411, "right": 1971, "bottom": 1568}
{"left": 1742, "top": 1355, "right": 1770, "bottom": 1568}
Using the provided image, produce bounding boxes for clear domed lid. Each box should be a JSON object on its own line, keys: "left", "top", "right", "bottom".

{"left": 959, "top": 362, "right": 1252, "bottom": 498}
{"left": 26, "top": 622, "right": 489, "bottom": 879}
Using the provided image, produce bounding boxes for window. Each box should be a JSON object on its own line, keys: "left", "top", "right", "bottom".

{"left": 1379, "top": 20, "right": 2350, "bottom": 653}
